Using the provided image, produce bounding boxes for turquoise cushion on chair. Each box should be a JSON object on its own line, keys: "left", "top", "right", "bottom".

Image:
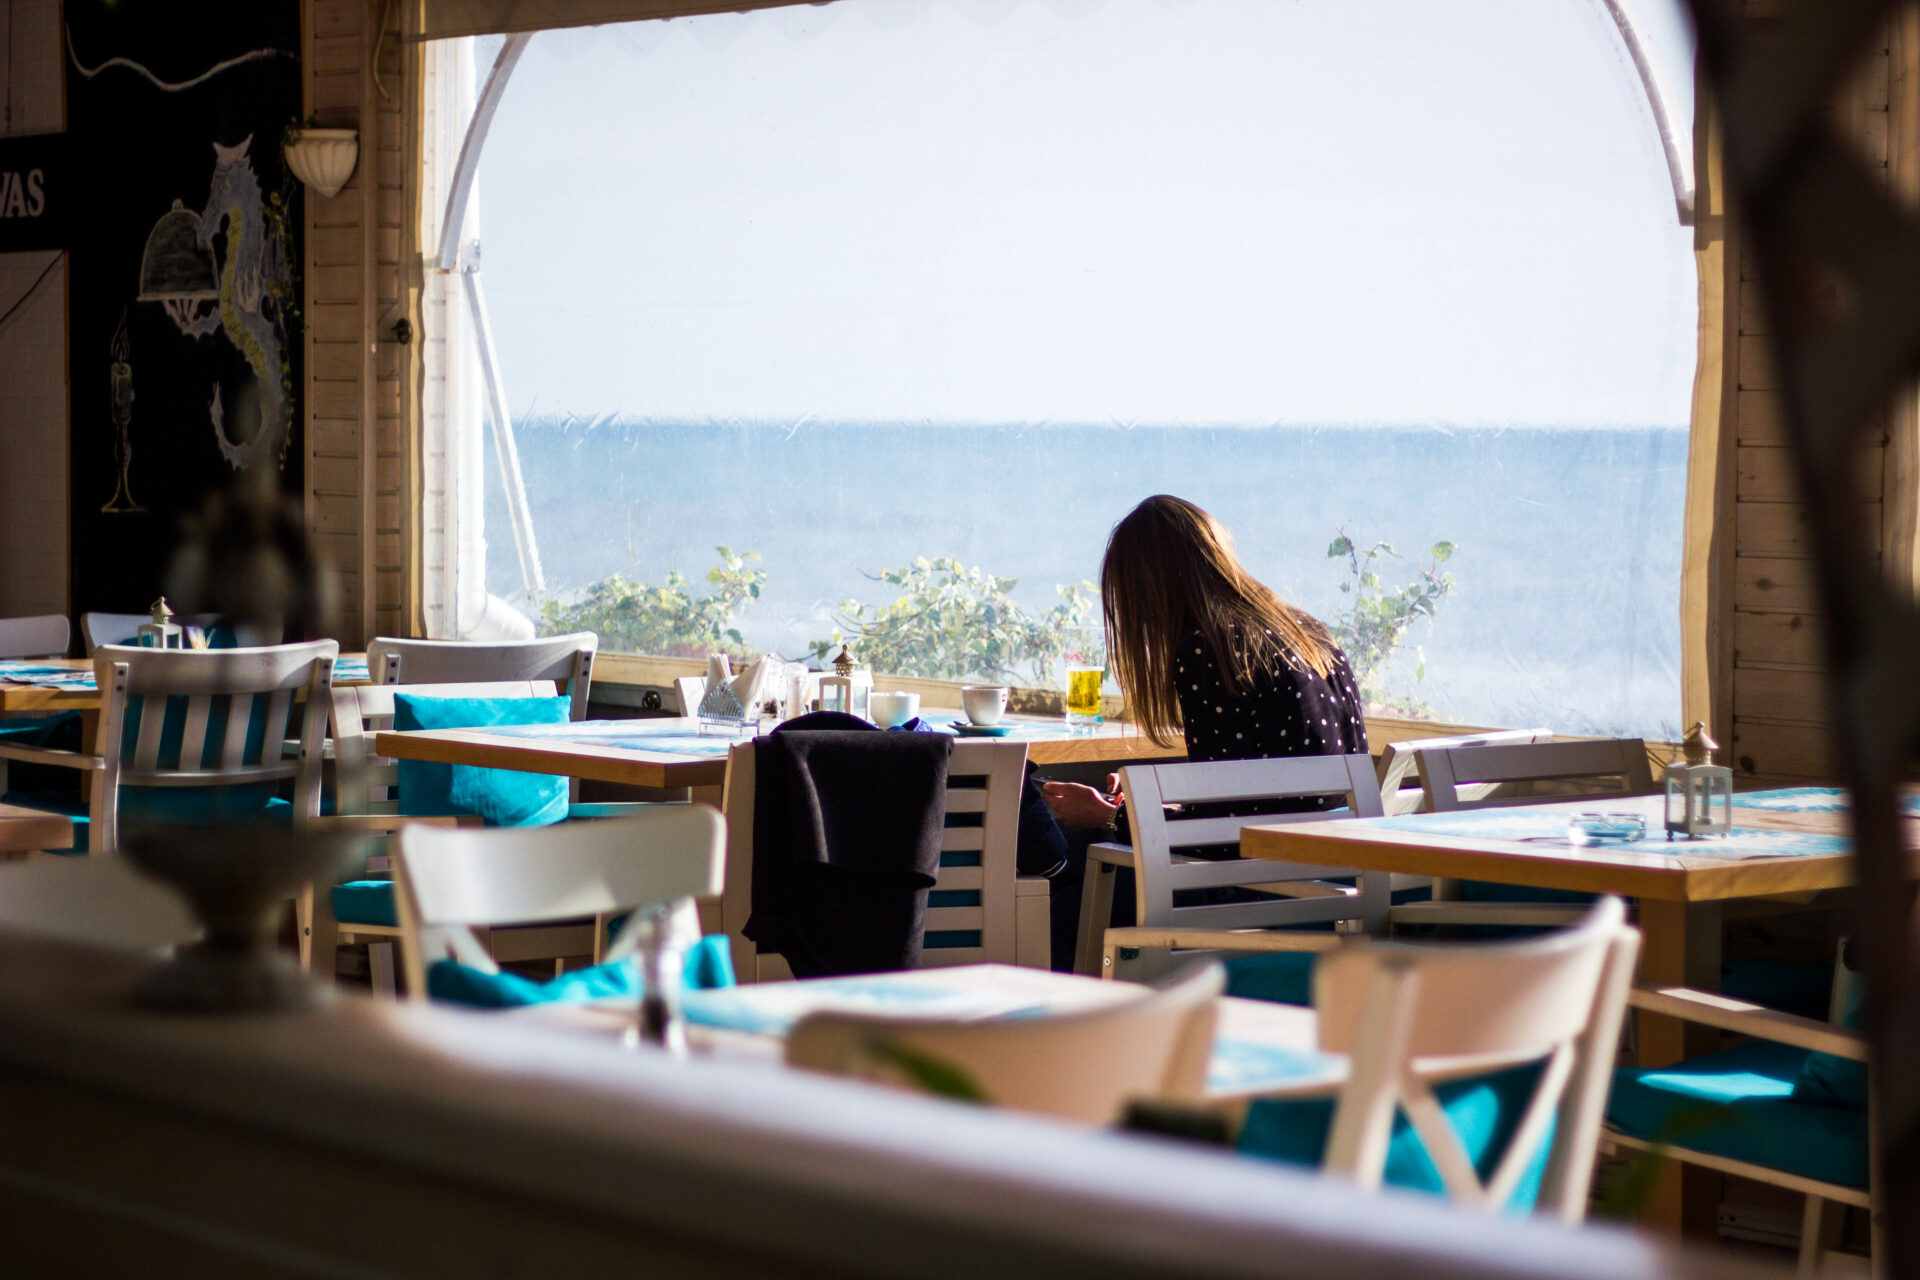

{"left": 1609, "top": 1040, "right": 1868, "bottom": 1189}
{"left": 1793, "top": 977, "right": 1866, "bottom": 1110}
{"left": 1222, "top": 951, "right": 1317, "bottom": 1007}
{"left": 427, "top": 934, "right": 737, "bottom": 1007}
{"left": 332, "top": 879, "right": 398, "bottom": 927}
{"left": 395, "top": 694, "right": 570, "bottom": 827}
{"left": 1238, "top": 1060, "right": 1552, "bottom": 1207}
{"left": 115, "top": 691, "right": 287, "bottom": 826}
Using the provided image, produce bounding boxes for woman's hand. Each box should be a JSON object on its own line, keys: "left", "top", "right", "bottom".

{"left": 1040, "top": 774, "right": 1122, "bottom": 831}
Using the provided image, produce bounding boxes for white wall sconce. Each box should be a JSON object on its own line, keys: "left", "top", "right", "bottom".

{"left": 283, "top": 127, "right": 359, "bottom": 199}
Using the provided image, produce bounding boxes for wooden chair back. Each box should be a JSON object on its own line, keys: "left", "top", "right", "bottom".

{"left": 368, "top": 633, "right": 597, "bottom": 721}
{"left": 1312, "top": 896, "right": 1639, "bottom": 1219}
{"left": 785, "top": 962, "right": 1223, "bottom": 1124}
{"left": 326, "top": 679, "right": 559, "bottom": 820}
{"left": 0, "top": 854, "right": 199, "bottom": 951}
{"left": 1375, "top": 728, "right": 1552, "bottom": 816}
{"left": 1117, "top": 753, "right": 1387, "bottom": 934}
{"left": 720, "top": 737, "right": 1031, "bottom": 981}
{"left": 391, "top": 807, "right": 725, "bottom": 998}
{"left": 91, "top": 642, "right": 337, "bottom": 852}
{"left": 1416, "top": 738, "right": 1655, "bottom": 812}
{"left": 0, "top": 614, "right": 69, "bottom": 660}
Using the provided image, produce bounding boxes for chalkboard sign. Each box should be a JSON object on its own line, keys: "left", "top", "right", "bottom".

{"left": 65, "top": 0, "right": 302, "bottom": 615}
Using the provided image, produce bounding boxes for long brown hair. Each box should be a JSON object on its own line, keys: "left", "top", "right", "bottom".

{"left": 1100, "top": 495, "right": 1338, "bottom": 745}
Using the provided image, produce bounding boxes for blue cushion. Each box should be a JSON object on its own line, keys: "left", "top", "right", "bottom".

{"left": 1239, "top": 1060, "right": 1552, "bottom": 1206}
{"left": 1223, "top": 951, "right": 1317, "bottom": 1007}
{"left": 427, "top": 934, "right": 737, "bottom": 1007}
{"left": 395, "top": 694, "right": 570, "bottom": 827}
{"left": 1609, "top": 1040, "right": 1868, "bottom": 1189}
{"left": 332, "top": 879, "right": 398, "bottom": 927}
{"left": 1793, "top": 977, "right": 1866, "bottom": 1110}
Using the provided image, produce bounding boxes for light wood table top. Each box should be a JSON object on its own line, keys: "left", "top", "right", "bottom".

{"left": 376, "top": 713, "right": 1185, "bottom": 791}
{"left": 1241, "top": 789, "right": 1868, "bottom": 903}
{"left": 0, "top": 803, "right": 73, "bottom": 854}
{"left": 0, "top": 653, "right": 371, "bottom": 714}
{"left": 521, "top": 963, "right": 1342, "bottom": 1103}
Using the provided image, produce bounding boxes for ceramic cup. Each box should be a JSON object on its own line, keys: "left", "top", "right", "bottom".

{"left": 868, "top": 691, "right": 920, "bottom": 729}
{"left": 961, "top": 685, "right": 1010, "bottom": 726}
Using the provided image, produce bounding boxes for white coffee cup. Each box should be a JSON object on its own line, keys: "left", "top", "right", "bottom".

{"left": 961, "top": 685, "right": 1009, "bottom": 726}
{"left": 868, "top": 691, "right": 920, "bottom": 729}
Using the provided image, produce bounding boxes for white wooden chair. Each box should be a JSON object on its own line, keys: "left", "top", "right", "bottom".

{"left": 1075, "top": 753, "right": 1386, "bottom": 979}
{"left": 721, "top": 737, "right": 1047, "bottom": 982}
{"left": 786, "top": 961, "right": 1222, "bottom": 1125}
{"left": 1405, "top": 738, "right": 1655, "bottom": 922}
{"left": 0, "top": 854, "right": 199, "bottom": 952}
{"left": 369, "top": 632, "right": 598, "bottom": 721}
{"left": 0, "top": 642, "right": 336, "bottom": 855}
{"left": 1284, "top": 895, "right": 1640, "bottom": 1220}
{"left": 390, "top": 806, "right": 726, "bottom": 1001}
{"left": 0, "top": 614, "right": 69, "bottom": 660}
{"left": 1374, "top": 727, "right": 1552, "bottom": 817}
{"left": 1608, "top": 950, "right": 1877, "bottom": 1276}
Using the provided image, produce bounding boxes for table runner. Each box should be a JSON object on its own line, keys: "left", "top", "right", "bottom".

{"left": 484, "top": 712, "right": 1086, "bottom": 757}
{"left": 1367, "top": 805, "right": 1847, "bottom": 860}
{"left": 0, "top": 655, "right": 368, "bottom": 692}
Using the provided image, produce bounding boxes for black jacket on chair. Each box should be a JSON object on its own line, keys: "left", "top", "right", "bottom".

{"left": 744, "top": 712, "right": 951, "bottom": 977}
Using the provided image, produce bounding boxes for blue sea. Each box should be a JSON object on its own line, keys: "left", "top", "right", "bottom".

{"left": 488, "top": 420, "right": 1688, "bottom": 739}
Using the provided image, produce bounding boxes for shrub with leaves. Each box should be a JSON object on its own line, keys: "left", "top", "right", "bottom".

{"left": 815, "top": 557, "right": 1097, "bottom": 684}
{"left": 540, "top": 546, "right": 764, "bottom": 659}
{"left": 1325, "top": 530, "right": 1457, "bottom": 716}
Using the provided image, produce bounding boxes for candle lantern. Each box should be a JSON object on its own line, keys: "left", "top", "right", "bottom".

{"left": 817, "top": 644, "right": 871, "bottom": 718}
{"left": 1664, "top": 721, "right": 1732, "bottom": 839}
{"left": 138, "top": 597, "right": 185, "bottom": 649}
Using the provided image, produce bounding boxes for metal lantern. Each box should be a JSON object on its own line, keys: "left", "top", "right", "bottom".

{"left": 1664, "top": 721, "right": 1732, "bottom": 839}
{"left": 817, "top": 644, "right": 871, "bottom": 718}
{"left": 138, "top": 597, "right": 184, "bottom": 649}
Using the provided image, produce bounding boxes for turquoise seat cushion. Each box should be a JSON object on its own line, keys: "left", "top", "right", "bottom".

{"left": 1609, "top": 1040, "right": 1868, "bottom": 1189}
{"left": 332, "top": 878, "right": 398, "bottom": 927}
{"left": 427, "top": 934, "right": 737, "bottom": 1007}
{"left": 395, "top": 694, "right": 570, "bottom": 827}
{"left": 1239, "top": 1060, "right": 1552, "bottom": 1206}
{"left": 1793, "top": 977, "right": 1866, "bottom": 1110}
{"left": 1222, "top": 951, "right": 1317, "bottom": 1007}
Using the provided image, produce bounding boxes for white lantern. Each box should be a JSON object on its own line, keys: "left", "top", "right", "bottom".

{"left": 138, "top": 597, "right": 184, "bottom": 649}
{"left": 817, "top": 644, "right": 871, "bottom": 718}
{"left": 1664, "top": 721, "right": 1732, "bottom": 839}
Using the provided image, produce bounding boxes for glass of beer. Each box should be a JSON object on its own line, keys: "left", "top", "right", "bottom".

{"left": 1059, "top": 625, "right": 1106, "bottom": 732}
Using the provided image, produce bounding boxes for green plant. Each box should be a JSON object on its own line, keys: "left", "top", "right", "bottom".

{"left": 1325, "top": 529, "right": 1457, "bottom": 716}
{"left": 814, "top": 557, "right": 1097, "bottom": 685}
{"left": 540, "top": 546, "right": 764, "bottom": 659}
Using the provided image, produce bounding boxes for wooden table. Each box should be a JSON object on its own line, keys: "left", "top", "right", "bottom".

{"left": 0, "top": 802, "right": 74, "bottom": 858}
{"left": 521, "top": 963, "right": 1343, "bottom": 1103}
{"left": 376, "top": 713, "right": 1185, "bottom": 795}
{"left": 1242, "top": 787, "right": 1871, "bottom": 1235}
{"left": 0, "top": 653, "right": 372, "bottom": 717}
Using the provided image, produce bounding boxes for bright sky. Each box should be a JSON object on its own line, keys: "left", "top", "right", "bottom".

{"left": 474, "top": 0, "right": 1697, "bottom": 427}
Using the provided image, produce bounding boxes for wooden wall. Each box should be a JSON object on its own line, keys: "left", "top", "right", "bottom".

{"left": 1701, "top": 18, "right": 1916, "bottom": 785}
{"left": 0, "top": 0, "right": 68, "bottom": 623}
{"left": 303, "top": 0, "right": 418, "bottom": 645}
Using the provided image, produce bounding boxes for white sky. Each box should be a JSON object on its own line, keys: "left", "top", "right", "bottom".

{"left": 474, "top": 0, "right": 1697, "bottom": 427}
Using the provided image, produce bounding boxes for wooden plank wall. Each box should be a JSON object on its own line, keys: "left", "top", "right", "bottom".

{"left": 304, "top": 0, "right": 416, "bottom": 646}
{"left": 1718, "top": 23, "right": 1906, "bottom": 784}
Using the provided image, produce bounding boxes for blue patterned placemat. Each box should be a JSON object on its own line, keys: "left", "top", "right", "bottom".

{"left": 334, "top": 656, "right": 369, "bottom": 683}
{"left": 1365, "top": 808, "right": 1846, "bottom": 861}
{"left": 484, "top": 719, "right": 739, "bottom": 757}
{"left": 1731, "top": 786, "right": 1920, "bottom": 817}
{"left": 0, "top": 663, "right": 93, "bottom": 690}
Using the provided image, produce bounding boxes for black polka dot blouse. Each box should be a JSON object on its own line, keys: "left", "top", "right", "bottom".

{"left": 1173, "top": 624, "right": 1369, "bottom": 825}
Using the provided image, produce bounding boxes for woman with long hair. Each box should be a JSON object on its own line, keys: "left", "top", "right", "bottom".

{"left": 1038, "top": 495, "right": 1368, "bottom": 965}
